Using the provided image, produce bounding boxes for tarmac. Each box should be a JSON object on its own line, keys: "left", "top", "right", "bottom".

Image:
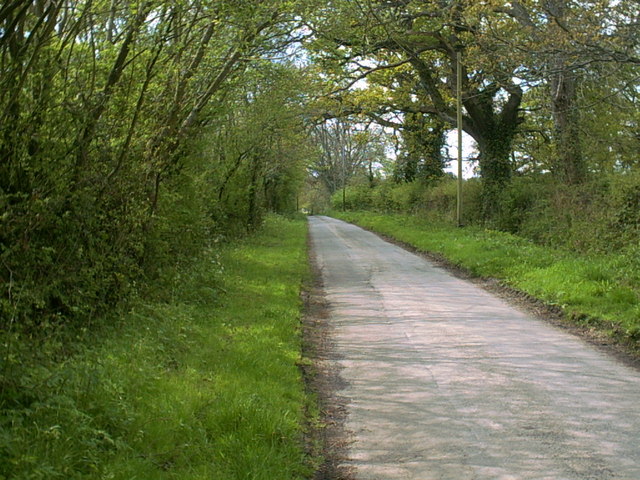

{"left": 308, "top": 215, "right": 640, "bottom": 480}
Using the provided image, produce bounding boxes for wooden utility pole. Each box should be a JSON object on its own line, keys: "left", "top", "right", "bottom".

{"left": 456, "top": 51, "right": 463, "bottom": 227}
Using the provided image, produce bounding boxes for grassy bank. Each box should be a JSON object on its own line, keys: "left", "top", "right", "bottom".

{"left": 1, "top": 215, "right": 312, "bottom": 479}
{"left": 331, "top": 211, "right": 640, "bottom": 345}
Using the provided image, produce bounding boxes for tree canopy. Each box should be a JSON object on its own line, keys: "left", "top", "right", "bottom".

{"left": 304, "top": 0, "right": 639, "bottom": 208}
{"left": 0, "top": 0, "right": 315, "bottom": 330}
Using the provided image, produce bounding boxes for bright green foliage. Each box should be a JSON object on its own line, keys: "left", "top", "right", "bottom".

{"left": 394, "top": 114, "right": 446, "bottom": 183}
{"left": 332, "top": 171, "right": 640, "bottom": 254}
{"left": 1, "top": 5, "right": 315, "bottom": 475}
{"left": 0, "top": 0, "right": 311, "bottom": 332}
{"left": 330, "top": 177, "right": 483, "bottom": 220}
{"left": 305, "top": 0, "right": 526, "bottom": 212}
{"left": 207, "top": 65, "right": 315, "bottom": 232}
{"left": 1, "top": 215, "right": 312, "bottom": 479}
{"left": 332, "top": 211, "right": 640, "bottom": 344}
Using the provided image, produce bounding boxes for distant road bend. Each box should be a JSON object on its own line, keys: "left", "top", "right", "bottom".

{"left": 308, "top": 215, "right": 640, "bottom": 480}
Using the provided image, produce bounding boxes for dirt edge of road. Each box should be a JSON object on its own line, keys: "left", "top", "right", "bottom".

{"left": 302, "top": 238, "right": 356, "bottom": 480}
{"left": 367, "top": 226, "right": 640, "bottom": 372}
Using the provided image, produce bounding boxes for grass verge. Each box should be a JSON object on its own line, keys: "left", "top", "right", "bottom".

{"left": 1, "top": 215, "right": 313, "bottom": 479}
{"left": 331, "top": 211, "right": 640, "bottom": 347}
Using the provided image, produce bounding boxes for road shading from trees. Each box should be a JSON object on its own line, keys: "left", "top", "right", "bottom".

{"left": 309, "top": 215, "right": 640, "bottom": 479}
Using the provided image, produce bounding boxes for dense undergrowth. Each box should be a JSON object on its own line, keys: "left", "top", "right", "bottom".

{"left": 331, "top": 210, "right": 640, "bottom": 347}
{"left": 0, "top": 215, "right": 312, "bottom": 479}
{"left": 331, "top": 172, "right": 640, "bottom": 254}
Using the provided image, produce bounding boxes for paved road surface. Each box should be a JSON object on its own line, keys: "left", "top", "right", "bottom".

{"left": 308, "top": 216, "right": 640, "bottom": 480}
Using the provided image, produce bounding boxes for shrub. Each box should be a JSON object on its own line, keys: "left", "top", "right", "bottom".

{"left": 608, "top": 169, "right": 640, "bottom": 237}
{"left": 388, "top": 182, "right": 424, "bottom": 212}
{"left": 331, "top": 184, "right": 373, "bottom": 210}
{"left": 416, "top": 177, "right": 483, "bottom": 224}
{"left": 330, "top": 171, "right": 640, "bottom": 257}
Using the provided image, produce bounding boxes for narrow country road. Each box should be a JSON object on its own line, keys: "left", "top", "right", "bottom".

{"left": 308, "top": 215, "right": 640, "bottom": 480}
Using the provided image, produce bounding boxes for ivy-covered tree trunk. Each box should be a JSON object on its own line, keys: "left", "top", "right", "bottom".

{"left": 476, "top": 130, "right": 515, "bottom": 217}
{"left": 409, "top": 52, "right": 523, "bottom": 218}
{"left": 460, "top": 82, "right": 522, "bottom": 219}
{"left": 420, "top": 122, "right": 446, "bottom": 181}
{"left": 395, "top": 114, "right": 446, "bottom": 183}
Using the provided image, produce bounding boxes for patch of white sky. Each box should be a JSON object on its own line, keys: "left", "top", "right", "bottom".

{"left": 445, "top": 129, "right": 478, "bottom": 179}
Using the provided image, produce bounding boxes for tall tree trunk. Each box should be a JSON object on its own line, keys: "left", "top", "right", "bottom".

{"left": 476, "top": 128, "right": 515, "bottom": 218}
{"left": 550, "top": 57, "right": 585, "bottom": 184}
{"left": 462, "top": 85, "right": 521, "bottom": 218}
{"left": 546, "top": 0, "right": 585, "bottom": 184}
{"left": 503, "top": 0, "right": 585, "bottom": 184}
{"left": 397, "top": 114, "right": 446, "bottom": 183}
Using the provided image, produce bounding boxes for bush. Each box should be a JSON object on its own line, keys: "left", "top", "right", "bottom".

{"left": 608, "top": 169, "right": 640, "bottom": 237}
{"left": 1, "top": 215, "right": 312, "bottom": 480}
{"left": 331, "top": 184, "right": 373, "bottom": 210}
{"left": 330, "top": 171, "right": 640, "bottom": 257}
{"left": 416, "top": 177, "right": 483, "bottom": 224}
{"left": 492, "top": 175, "right": 554, "bottom": 233}
{"left": 513, "top": 174, "right": 640, "bottom": 254}
{"left": 387, "top": 182, "right": 424, "bottom": 212}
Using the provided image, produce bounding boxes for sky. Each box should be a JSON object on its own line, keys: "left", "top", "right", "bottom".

{"left": 445, "top": 129, "right": 477, "bottom": 179}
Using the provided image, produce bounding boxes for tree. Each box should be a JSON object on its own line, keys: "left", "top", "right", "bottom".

{"left": 0, "top": 0, "right": 312, "bottom": 331}
{"left": 394, "top": 113, "right": 446, "bottom": 183}
{"left": 306, "top": 0, "right": 525, "bottom": 215}
{"left": 209, "top": 63, "right": 315, "bottom": 231}
{"left": 310, "top": 119, "right": 386, "bottom": 195}
{"left": 493, "top": 0, "right": 640, "bottom": 183}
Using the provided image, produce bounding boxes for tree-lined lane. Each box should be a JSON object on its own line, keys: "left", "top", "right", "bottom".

{"left": 309, "top": 215, "right": 640, "bottom": 480}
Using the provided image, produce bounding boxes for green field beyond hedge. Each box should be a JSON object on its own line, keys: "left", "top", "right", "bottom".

{"left": 331, "top": 211, "right": 640, "bottom": 348}
{"left": 1, "top": 215, "right": 312, "bottom": 480}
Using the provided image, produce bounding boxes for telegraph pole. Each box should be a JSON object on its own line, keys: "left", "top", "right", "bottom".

{"left": 456, "top": 51, "right": 463, "bottom": 227}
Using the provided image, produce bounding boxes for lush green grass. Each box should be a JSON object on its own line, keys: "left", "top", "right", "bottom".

{"left": 332, "top": 211, "right": 640, "bottom": 342}
{"left": 1, "top": 215, "right": 312, "bottom": 479}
